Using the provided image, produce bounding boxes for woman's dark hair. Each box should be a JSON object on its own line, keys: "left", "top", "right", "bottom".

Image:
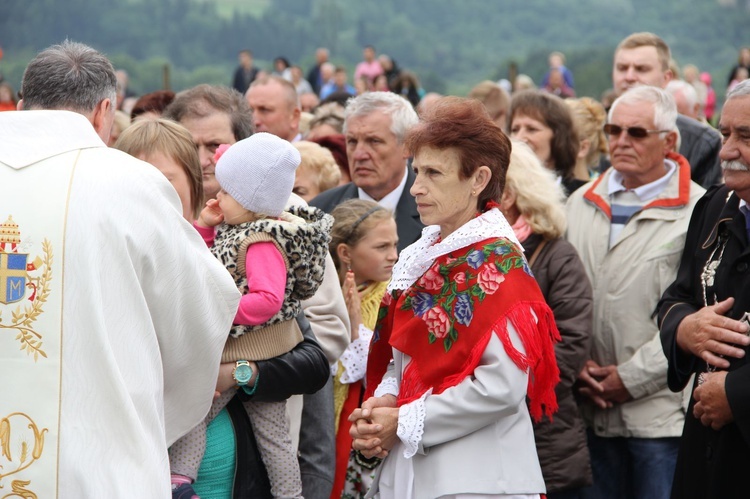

{"left": 405, "top": 96, "right": 511, "bottom": 211}
{"left": 393, "top": 71, "right": 422, "bottom": 108}
{"left": 509, "top": 90, "right": 579, "bottom": 179}
{"left": 274, "top": 57, "right": 291, "bottom": 70}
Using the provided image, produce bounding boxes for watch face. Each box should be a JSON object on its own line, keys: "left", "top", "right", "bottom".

{"left": 234, "top": 363, "right": 253, "bottom": 384}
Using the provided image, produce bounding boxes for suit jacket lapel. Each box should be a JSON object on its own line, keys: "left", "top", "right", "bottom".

{"left": 394, "top": 168, "right": 424, "bottom": 252}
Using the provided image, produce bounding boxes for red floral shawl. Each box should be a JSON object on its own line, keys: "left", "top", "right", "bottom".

{"left": 365, "top": 237, "right": 561, "bottom": 422}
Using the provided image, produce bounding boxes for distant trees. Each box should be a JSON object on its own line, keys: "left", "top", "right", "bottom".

{"left": 0, "top": 0, "right": 746, "bottom": 99}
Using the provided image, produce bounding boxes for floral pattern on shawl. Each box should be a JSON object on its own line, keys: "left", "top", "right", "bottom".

{"left": 367, "top": 237, "right": 560, "bottom": 421}
{"left": 398, "top": 238, "right": 532, "bottom": 353}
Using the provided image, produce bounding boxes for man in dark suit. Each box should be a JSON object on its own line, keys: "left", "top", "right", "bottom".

{"left": 310, "top": 91, "right": 423, "bottom": 252}
{"left": 612, "top": 32, "right": 722, "bottom": 189}
{"left": 658, "top": 79, "right": 750, "bottom": 498}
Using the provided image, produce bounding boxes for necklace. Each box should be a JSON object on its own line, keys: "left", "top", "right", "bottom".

{"left": 700, "top": 233, "right": 727, "bottom": 309}
{"left": 698, "top": 230, "right": 730, "bottom": 380}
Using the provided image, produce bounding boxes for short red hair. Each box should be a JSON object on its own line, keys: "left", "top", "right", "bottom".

{"left": 406, "top": 96, "right": 511, "bottom": 211}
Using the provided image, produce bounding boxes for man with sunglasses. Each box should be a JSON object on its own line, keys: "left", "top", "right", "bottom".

{"left": 658, "top": 80, "right": 750, "bottom": 498}
{"left": 566, "top": 86, "right": 705, "bottom": 499}
{"left": 610, "top": 32, "right": 721, "bottom": 188}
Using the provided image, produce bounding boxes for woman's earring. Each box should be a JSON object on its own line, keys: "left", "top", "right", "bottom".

{"left": 347, "top": 263, "right": 352, "bottom": 272}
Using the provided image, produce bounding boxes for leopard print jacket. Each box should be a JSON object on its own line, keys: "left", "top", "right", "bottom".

{"left": 212, "top": 205, "right": 333, "bottom": 338}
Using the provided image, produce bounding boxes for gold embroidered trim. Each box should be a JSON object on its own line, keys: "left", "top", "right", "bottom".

{"left": 0, "top": 412, "right": 47, "bottom": 498}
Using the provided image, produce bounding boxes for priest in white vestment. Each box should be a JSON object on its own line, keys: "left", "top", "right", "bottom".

{"left": 0, "top": 41, "right": 240, "bottom": 498}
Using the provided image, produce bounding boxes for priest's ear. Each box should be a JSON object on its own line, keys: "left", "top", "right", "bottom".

{"left": 91, "top": 98, "right": 115, "bottom": 143}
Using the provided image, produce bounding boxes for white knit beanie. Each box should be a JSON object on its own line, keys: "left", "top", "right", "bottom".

{"left": 215, "top": 132, "right": 301, "bottom": 217}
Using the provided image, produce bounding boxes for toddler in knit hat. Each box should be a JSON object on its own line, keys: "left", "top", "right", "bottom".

{"left": 169, "top": 132, "right": 333, "bottom": 499}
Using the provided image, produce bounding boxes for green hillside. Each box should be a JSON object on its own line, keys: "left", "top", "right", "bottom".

{"left": 0, "top": 0, "right": 747, "bottom": 99}
{"left": 199, "top": 0, "right": 269, "bottom": 18}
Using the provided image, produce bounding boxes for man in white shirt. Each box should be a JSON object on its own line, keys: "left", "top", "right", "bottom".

{"left": 0, "top": 40, "right": 240, "bottom": 497}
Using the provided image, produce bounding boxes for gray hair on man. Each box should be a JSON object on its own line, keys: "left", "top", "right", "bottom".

{"left": 21, "top": 40, "right": 117, "bottom": 114}
{"left": 608, "top": 85, "right": 678, "bottom": 134}
{"left": 665, "top": 80, "right": 698, "bottom": 111}
{"left": 343, "top": 91, "right": 419, "bottom": 143}
{"left": 726, "top": 78, "right": 750, "bottom": 100}
{"left": 722, "top": 79, "right": 750, "bottom": 172}
{"left": 665, "top": 79, "right": 701, "bottom": 120}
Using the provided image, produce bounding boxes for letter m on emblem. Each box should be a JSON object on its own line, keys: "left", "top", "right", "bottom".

{"left": 0, "top": 253, "right": 28, "bottom": 304}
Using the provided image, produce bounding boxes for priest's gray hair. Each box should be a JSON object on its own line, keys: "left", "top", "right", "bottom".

{"left": 21, "top": 40, "right": 117, "bottom": 113}
{"left": 343, "top": 91, "right": 419, "bottom": 143}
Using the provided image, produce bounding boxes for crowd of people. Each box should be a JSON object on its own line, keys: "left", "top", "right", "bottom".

{"left": 2, "top": 31, "right": 750, "bottom": 499}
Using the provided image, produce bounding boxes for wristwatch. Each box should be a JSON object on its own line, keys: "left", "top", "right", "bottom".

{"left": 232, "top": 360, "right": 254, "bottom": 387}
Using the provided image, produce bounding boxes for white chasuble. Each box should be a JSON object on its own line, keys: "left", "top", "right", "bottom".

{"left": 0, "top": 147, "right": 75, "bottom": 498}
{"left": 0, "top": 110, "right": 241, "bottom": 498}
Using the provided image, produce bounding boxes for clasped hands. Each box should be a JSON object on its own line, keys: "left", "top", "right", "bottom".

{"left": 348, "top": 394, "right": 400, "bottom": 459}
{"left": 578, "top": 361, "right": 633, "bottom": 409}
{"left": 676, "top": 298, "right": 749, "bottom": 430}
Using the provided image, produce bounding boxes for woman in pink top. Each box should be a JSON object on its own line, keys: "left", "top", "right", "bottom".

{"left": 354, "top": 46, "right": 384, "bottom": 86}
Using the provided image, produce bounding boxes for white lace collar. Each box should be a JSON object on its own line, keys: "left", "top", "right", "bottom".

{"left": 388, "top": 208, "right": 520, "bottom": 292}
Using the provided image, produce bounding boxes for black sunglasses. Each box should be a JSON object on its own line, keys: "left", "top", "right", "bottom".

{"left": 603, "top": 123, "right": 670, "bottom": 139}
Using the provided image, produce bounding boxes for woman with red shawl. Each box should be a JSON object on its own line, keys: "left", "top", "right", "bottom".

{"left": 348, "top": 96, "right": 561, "bottom": 498}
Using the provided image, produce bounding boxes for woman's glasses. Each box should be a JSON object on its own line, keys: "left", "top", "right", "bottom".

{"left": 603, "top": 123, "right": 670, "bottom": 139}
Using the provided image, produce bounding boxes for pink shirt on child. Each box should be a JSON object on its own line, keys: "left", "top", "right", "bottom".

{"left": 195, "top": 224, "right": 286, "bottom": 326}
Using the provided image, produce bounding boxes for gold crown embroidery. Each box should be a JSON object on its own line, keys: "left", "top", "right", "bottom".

{"left": 0, "top": 215, "right": 51, "bottom": 361}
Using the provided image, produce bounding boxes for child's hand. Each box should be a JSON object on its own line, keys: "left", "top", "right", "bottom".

{"left": 343, "top": 270, "right": 362, "bottom": 341}
{"left": 197, "top": 198, "right": 224, "bottom": 228}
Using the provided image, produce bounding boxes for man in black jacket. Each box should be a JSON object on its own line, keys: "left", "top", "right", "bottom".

{"left": 658, "top": 79, "right": 750, "bottom": 499}
{"left": 611, "top": 32, "right": 722, "bottom": 188}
